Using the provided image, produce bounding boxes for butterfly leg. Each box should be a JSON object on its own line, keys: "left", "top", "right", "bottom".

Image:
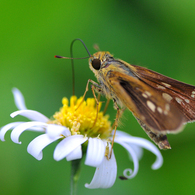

{"left": 109, "top": 99, "right": 126, "bottom": 158}
{"left": 135, "top": 117, "right": 171, "bottom": 149}
{"left": 76, "top": 79, "right": 101, "bottom": 110}
{"left": 90, "top": 84, "right": 102, "bottom": 128}
{"left": 103, "top": 99, "right": 110, "bottom": 115}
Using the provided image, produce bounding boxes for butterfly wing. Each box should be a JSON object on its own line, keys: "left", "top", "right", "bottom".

{"left": 132, "top": 64, "right": 195, "bottom": 122}
{"left": 107, "top": 70, "right": 185, "bottom": 134}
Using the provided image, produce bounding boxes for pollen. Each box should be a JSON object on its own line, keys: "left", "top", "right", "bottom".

{"left": 52, "top": 96, "right": 111, "bottom": 139}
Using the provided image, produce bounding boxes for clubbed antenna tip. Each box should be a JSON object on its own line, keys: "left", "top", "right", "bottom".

{"left": 54, "top": 55, "right": 66, "bottom": 58}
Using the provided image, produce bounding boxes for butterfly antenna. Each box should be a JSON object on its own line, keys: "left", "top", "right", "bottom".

{"left": 55, "top": 38, "right": 91, "bottom": 96}
{"left": 70, "top": 39, "right": 91, "bottom": 96}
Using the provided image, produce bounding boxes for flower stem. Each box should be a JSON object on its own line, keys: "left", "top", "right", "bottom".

{"left": 70, "top": 159, "right": 82, "bottom": 195}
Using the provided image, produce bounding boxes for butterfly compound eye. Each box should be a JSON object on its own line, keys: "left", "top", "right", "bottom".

{"left": 92, "top": 59, "right": 101, "bottom": 70}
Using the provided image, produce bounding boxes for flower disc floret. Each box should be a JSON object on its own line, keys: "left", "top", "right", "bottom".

{"left": 53, "top": 96, "right": 111, "bottom": 139}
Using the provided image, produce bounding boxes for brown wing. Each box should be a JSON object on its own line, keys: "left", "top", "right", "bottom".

{"left": 107, "top": 71, "right": 185, "bottom": 134}
{"left": 132, "top": 65, "right": 195, "bottom": 122}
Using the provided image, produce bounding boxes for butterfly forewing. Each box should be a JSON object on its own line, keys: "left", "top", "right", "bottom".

{"left": 132, "top": 65, "right": 195, "bottom": 122}
{"left": 107, "top": 71, "right": 185, "bottom": 134}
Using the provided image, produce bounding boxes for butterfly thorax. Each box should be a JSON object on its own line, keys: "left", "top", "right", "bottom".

{"left": 89, "top": 51, "right": 137, "bottom": 108}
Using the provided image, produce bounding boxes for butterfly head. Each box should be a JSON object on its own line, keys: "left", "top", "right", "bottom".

{"left": 89, "top": 51, "right": 113, "bottom": 73}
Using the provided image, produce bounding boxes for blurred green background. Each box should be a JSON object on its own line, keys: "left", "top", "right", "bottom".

{"left": 1, "top": 0, "right": 195, "bottom": 194}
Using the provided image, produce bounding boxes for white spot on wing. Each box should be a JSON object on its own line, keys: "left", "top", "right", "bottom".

{"left": 191, "top": 91, "right": 195, "bottom": 98}
{"left": 163, "top": 104, "right": 170, "bottom": 115}
{"left": 156, "top": 84, "right": 166, "bottom": 90}
{"left": 185, "top": 99, "right": 190, "bottom": 103}
{"left": 157, "top": 107, "right": 163, "bottom": 113}
{"left": 142, "top": 93, "right": 148, "bottom": 98}
{"left": 161, "top": 82, "right": 171, "bottom": 88}
{"left": 142, "top": 91, "right": 151, "bottom": 98}
{"left": 147, "top": 100, "right": 156, "bottom": 112}
{"left": 162, "top": 93, "right": 173, "bottom": 102}
{"left": 145, "top": 91, "right": 151, "bottom": 96}
{"left": 175, "top": 97, "right": 183, "bottom": 104}
{"left": 165, "top": 104, "right": 170, "bottom": 111}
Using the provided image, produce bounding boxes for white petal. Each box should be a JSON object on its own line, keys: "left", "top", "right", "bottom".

{"left": 0, "top": 122, "right": 24, "bottom": 141}
{"left": 114, "top": 130, "right": 163, "bottom": 169}
{"left": 113, "top": 130, "right": 130, "bottom": 137}
{"left": 66, "top": 145, "right": 82, "bottom": 161}
{"left": 85, "top": 147, "right": 117, "bottom": 189}
{"left": 113, "top": 130, "right": 144, "bottom": 159}
{"left": 12, "top": 88, "right": 27, "bottom": 110}
{"left": 54, "top": 135, "right": 87, "bottom": 161}
{"left": 27, "top": 134, "right": 62, "bottom": 160}
{"left": 46, "top": 124, "right": 71, "bottom": 139}
{"left": 114, "top": 139, "right": 139, "bottom": 179}
{"left": 85, "top": 138, "right": 106, "bottom": 167}
{"left": 10, "top": 110, "right": 49, "bottom": 122}
{"left": 128, "top": 144, "right": 143, "bottom": 160}
{"left": 11, "top": 121, "right": 46, "bottom": 144}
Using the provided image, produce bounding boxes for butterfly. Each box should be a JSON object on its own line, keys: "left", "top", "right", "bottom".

{"left": 56, "top": 39, "right": 195, "bottom": 149}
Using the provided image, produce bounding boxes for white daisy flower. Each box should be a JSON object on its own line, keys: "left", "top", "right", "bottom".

{"left": 0, "top": 88, "right": 163, "bottom": 189}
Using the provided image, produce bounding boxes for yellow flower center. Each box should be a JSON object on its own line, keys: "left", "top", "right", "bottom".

{"left": 52, "top": 96, "right": 111, "bottom": 139}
